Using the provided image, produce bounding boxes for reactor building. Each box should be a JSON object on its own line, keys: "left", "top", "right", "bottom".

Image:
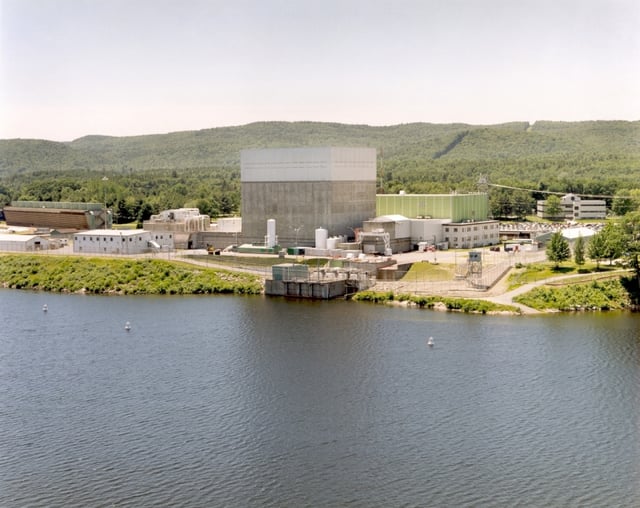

{"left": 240, "top": 147, "right": 377, "bottom": 246}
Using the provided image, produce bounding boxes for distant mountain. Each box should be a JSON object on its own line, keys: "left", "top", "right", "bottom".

{"left": 1, "top": 120, "right": 639, "bottom": 179}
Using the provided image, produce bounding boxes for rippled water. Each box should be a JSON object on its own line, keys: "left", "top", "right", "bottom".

{"left": 1, "top": 290, "right": 639, "bottom": 507}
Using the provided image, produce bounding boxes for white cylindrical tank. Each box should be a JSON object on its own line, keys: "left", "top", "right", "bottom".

{"left": 266, "top": 219, "right": 276, "bottom": 248}
{"left": 315, "top": 228, "right": 328, "bottom": 249}
{"left": 327, "top": 237, "right": 338, "bottom": 250}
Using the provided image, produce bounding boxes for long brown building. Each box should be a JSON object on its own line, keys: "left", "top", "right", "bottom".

{"left": 3, "top": 201, "right": 111, "bottom": 230}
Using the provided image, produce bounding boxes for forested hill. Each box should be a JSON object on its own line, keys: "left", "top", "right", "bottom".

{"left": 2, "top": 120, "right": 639, "bottom": 178}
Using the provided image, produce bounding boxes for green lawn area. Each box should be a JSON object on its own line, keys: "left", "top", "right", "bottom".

{"left": 507, "top": 262, "right": 621, "bottom": 290}
{"left": 401, "top": 261, "right": 456, "bottom": 281}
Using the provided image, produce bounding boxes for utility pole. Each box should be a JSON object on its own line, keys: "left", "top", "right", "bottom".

{"left": 102, "top": 176, "right": 109, "bottom": 229}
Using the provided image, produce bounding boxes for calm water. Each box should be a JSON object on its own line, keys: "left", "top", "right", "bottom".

{"left": 1, "top": 290, "right": 639, "bottom": 507}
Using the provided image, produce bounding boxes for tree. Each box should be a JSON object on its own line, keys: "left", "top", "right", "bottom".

{"left": 546, "top": 231, "right": 571, "bottom": 268}
{"left": 600, "top": 222, "right": 626, "bottom": 265}
{"left": 573, "top": 234, "right": 586, "bottom": 266}
{"left": 612, "top": 189, "right": 634, "bottom": 216}
{"left": 587, "top": 231, "right": 607, "bottom": 269}
{"left": 613, "top": 188, "right": 640, "bottom": 216}
{"left": 544, "top": 194, "right": 563, "bottom": 221}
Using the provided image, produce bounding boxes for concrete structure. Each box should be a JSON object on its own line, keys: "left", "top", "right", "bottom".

{"left": 73, "top": 229, "right": 154, "bottom": 255}
{"left": 410, "top": 218, "right": 451, "bottom": 247}
{"left": 143, "top": 208, "right": 209, "bottom": 248}
{"left": 265, "top": 262, "right": 373, "bottom": 299}
{"left": 0, "top": 233, "right": 50, "bottom": 252}
{"left": 4, "top": 201, "right": 111, "bottom": 230}
{"left": 241, "top": 147, "right": 377, "bottom": 246}
{"left": 361, "top": 215, "right": 411, "bottom": 254}
{"left": 191, "top": 217, "right": 242, "bottom": 251}
{"left": 537, "top": 194, "right": 607, "bottom": 220}
{"left": 376, "top": 193, "right": 490, "bottom": 222}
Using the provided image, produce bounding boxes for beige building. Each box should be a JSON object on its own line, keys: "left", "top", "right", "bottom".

{"left": 537, "top": 194, "right": 606, "bottom": 220}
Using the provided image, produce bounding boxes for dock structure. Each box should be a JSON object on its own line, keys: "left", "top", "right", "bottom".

{"left": 265, "top": 263, "right": 373, "bottom": 299}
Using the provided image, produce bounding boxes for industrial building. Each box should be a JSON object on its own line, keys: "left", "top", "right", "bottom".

{"left": 3, "top": 201, "right": 111, "bottom": 230}
{"left": 370, "top": 193, "right": 499, "bottom": 251}
{"left": 73, "top": 230, "right": 155, "bottom": 255}
{"left": 376, "top": 193, "right": 490, "bottom": 222}
{"left": 0, "top": 233, "right": 50, "bottom": 252}
{"left": 143, "top": 208, "right": 209, "bottom": 249}
{"left": 537, "top": 194, "right": 607, "bottom": 220}
{"left": 240, "top": 147, "right": 377, "bottom": 246}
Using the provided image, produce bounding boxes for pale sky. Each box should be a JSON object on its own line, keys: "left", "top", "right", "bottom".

{"left": 1, "top": 0, "right": 639, "bottom": 141}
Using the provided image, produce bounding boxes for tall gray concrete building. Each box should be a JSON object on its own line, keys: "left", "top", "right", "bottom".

{"left": 240, "top": 147, "right": 377, "bottom": 246}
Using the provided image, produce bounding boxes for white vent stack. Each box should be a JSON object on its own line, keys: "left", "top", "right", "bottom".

{"left": 266, "top": 219, "right": 277, "bottom": 248}
{"left": 315, "top": 228, "right": 328, "bottom": 249}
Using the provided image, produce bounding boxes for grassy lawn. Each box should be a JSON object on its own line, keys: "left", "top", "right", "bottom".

{"left": 507, "top": 261, "right": 622, "bottom": 290}
{"left": 401, "top": 261, "right": 456, "bottom": 281}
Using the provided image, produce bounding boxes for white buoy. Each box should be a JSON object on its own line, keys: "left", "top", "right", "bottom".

{"left": 42, "top": 304, "right": 48, "bottom": 312}
{"left": 427, "top": 336, "right": 434, "bottom": 347}
{"left": 125, "top": 321, "right": 131, "bottom": 331}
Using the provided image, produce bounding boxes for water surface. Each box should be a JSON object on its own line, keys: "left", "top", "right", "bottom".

{"left": 1, "top": 291, "right": 639, "bottom": 507}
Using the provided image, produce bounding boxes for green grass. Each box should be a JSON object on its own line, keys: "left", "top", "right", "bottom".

{"left": 353, "top": 290, "right": 520, "bottom": 314}
{"left": 401, "top": 262, "right": 456, "bottom": 281}
{"left": 515, "top": 279, "right": 630, "bottom": 311}
{"left": 507, "top": 262, "right": 618, "bottom": 290}
{"left": 0, "top": 254, "right": 263, "bottom": 295}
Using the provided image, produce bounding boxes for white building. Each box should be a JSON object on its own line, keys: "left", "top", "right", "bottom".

{"left": 537, "top": 194, "right": 607, "bottom": 220}
{"left": 0, "top": 233, "right": 50, "bottom": 252}
{"left": 73, "top": 230, "right": 155, "bottom": 255}
{"left": 443, "top": 220, "right": 501, "bottom": 249}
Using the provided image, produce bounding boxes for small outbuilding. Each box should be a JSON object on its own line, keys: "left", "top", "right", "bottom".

{"left": 0, "top": 233, "right": 50, "bottom": 252}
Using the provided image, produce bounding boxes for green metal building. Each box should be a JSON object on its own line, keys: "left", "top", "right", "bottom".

{"left": 376, "top": 193, "right": 489, "bottom": 222}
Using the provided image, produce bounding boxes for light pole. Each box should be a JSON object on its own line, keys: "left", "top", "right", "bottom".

{"left": 433, "top": 234, "right": 437, "bottom": 264}
{"left": 102, "top": 176, "right": 109, "bottom": 229}
{"left": 294, "top": 225, "right": 304, "bottom": 248}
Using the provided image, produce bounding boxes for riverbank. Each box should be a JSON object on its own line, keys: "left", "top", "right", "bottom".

{"left": 0, "top": 254, "right": 262, "bottom": 295}
{"left": 1, "top": 252, "right": 636, "bottom": 314}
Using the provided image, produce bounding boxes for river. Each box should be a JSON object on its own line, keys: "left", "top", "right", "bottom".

{"left": 1, "top": 290, "right": 639, "bottom": 507}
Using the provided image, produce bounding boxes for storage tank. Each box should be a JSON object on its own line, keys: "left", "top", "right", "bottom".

{"left": 315, "top": 228, "right": 328, "bottom": 249}
{"left": 266, "top": 219, "right": 277, "bottom": 247}
{"left": 327, "top": 237, "right": 338, "bottom": 250}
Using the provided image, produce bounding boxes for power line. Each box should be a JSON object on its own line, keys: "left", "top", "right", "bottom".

{"left": 487, "top": 183, "right": 631, "bottom": 200}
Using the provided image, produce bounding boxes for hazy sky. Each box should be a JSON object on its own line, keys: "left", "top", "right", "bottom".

{"left": 1, "top": 0, "right": 639, "bottom": 141}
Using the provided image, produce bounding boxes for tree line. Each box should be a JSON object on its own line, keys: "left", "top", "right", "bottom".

{"left": 0, "top": 168, "right": 239, "bottom": 225}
